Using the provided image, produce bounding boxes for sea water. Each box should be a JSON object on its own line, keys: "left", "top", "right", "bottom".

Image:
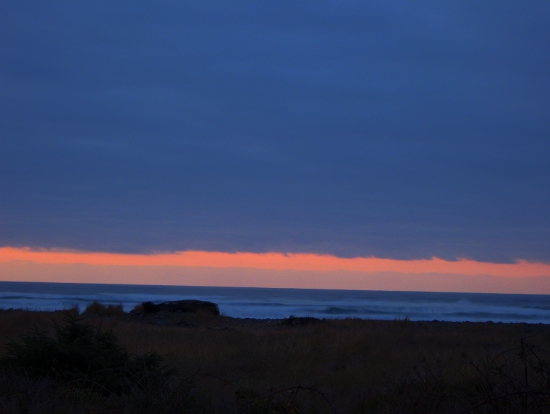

{"left": 0, "top": 281, "right": 549, "bottom": 324}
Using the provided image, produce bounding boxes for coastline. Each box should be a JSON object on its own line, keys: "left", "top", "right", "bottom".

{"left": 1, "top": 281, "right": 550, "bottom": 323}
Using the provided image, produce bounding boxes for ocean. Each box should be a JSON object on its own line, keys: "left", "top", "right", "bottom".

{"left": 0, "top": 281, "right": 549, "bottom": 324}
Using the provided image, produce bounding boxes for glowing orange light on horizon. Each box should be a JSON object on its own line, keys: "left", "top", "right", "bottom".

{"left": 1, "top": 247, "right": 550, "bottom": 278}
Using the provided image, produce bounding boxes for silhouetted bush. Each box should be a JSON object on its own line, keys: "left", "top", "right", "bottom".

{"left": 0, "top": 312, "right": 173, "bottom": 396}
{"left": 83, "top": 301, "right": 124, "bottom": 317}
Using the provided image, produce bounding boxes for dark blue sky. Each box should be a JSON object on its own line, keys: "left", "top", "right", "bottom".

{"left": 1, "top": 1, "right": 549, "bottom": 262}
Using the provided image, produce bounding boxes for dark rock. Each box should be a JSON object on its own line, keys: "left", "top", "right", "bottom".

{"left": 141, "top": 300, "right": 220, "bottom": 316}
{"left": 141, "top": 301, "right": 161, "bottom": 313}
{"left": 280, "top": 316, "right": 321, "bottom": 326}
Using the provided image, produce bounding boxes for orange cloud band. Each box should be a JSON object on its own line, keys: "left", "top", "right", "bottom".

{"left": 1, "top": 247, "right": 550, "bottom": 278}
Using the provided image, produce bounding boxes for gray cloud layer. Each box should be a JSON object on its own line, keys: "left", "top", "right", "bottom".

{"left": 1, "top": 1, "right": 549, "bottom": 262}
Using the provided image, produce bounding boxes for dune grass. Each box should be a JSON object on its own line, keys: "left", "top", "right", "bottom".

{"left": 0, "top": 305, "right": 549, "bottom": 413}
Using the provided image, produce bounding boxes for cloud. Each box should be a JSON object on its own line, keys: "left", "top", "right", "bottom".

{"left": 1, "top": 1, "right": 549, "bottom": 262}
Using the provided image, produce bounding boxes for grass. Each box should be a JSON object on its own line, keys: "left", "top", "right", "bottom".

{"left": 0, "top": 305, "right": 549, "bottom": 413}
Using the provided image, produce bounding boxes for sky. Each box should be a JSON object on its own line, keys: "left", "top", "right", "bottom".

{"left": 1, "top": 2, "right": 549, "bottom": 292}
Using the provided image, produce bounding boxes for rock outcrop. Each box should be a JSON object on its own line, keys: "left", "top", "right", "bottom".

{"left": 141, "top": 300, "right": 220, "bottom": 316}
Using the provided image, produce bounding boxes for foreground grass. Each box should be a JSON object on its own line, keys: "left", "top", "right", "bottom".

{"left": 0, "top": 306, "right": 549, "bottom": 413}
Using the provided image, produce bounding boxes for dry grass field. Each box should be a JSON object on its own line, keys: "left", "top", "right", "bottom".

{"left": 0, "top": 304, "right": 549, "bottom": 413}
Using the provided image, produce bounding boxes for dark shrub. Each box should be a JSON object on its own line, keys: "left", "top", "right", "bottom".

{"left": 83, "top": 301, "right": 124, "bottom": 317}
{"left": 0, "top": 312, "right": 174, "bottom": 395}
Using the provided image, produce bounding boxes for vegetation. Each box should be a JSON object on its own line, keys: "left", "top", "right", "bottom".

{"left": 82, "top": 301, "right": 124, "bottom": 318}
{"left": 0, "top": 305, "right": 548, "bottom": 413}
{"left": 0, "top": 312, "right": 171, "bottom": 395}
